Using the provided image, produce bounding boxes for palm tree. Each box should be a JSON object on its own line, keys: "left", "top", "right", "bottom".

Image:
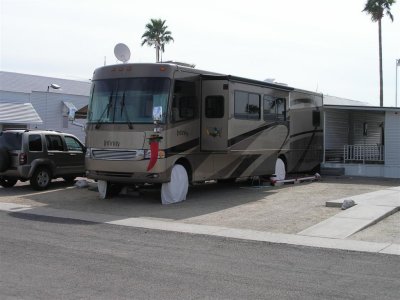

{"left": 363, "top": 0, "right": 396, "bottom": 107}
{"left": 141, "top": 19, "right": 174, "bottom": 62}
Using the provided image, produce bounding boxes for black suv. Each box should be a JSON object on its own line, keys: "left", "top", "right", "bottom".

{"left": 0, "top": 130, "right": 85, "bottom": 190}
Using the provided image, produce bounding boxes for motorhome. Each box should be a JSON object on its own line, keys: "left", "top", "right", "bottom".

{"left": 84, "top": 63, "right": 323, "bottom": 202}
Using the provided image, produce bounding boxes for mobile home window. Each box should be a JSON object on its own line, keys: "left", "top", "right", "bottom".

{"left": 234, "top": 91, "right": 260, "bottom": 120}
{"left": 205, "top": 96, "right": 224, "bottom": 118}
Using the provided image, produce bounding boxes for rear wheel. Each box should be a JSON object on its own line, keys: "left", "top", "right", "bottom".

{"left": 0, "top": 178, "right": 18, "bottom": 188}
{"left": 30, "top": 167, "right": 52, "bottom": 190}
{"left": 161, "top": 164, "right": 189, "bottom": 204}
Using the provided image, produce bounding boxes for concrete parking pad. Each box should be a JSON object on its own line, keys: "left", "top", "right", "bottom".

{"left": 300, "top": 187, "right": 400, "bottom": 239}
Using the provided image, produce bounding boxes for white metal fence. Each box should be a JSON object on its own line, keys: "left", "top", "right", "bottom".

{"left": 344, "top": 144, "right": 384, "bottom": 163}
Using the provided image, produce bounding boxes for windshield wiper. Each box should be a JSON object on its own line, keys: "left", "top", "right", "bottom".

{"left": 120, "top": 92, "right": 133, "bottom": 129}
{"left": 95, "top": 92, "right": 113, "bottom": 129}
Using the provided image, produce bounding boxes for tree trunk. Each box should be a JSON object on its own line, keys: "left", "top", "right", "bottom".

{"left": 156, "top": 46, "right": 159, "bottom": 63}
{"left": 378, "top": 19, "right": 383, "bottom": 107}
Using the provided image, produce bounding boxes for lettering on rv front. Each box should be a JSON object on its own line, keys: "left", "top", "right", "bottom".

{"left": 104, "top": 140, "right": 120, "bottom": 147}
{"left": 177, "top": 130, "right": 189, "bottom": 137}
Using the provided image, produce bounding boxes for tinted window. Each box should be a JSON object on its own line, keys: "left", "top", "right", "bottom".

{"left": 46, "top": 135, "right": 64, "bottom": 151}
{"left": 205, "top": 96, "right": 224, "bottom": 118}
{"left": 171, "top": 80, "right": 196, "bottom": 122}
{"left": 234, "top": 91, "right": 260, "bottom": 120}
{"left": 88, "top": 78, "right": 170, "bottom": 124}
{"left": 29, "top": 135, "right": 42, "bottom": 151}
{"left": 65, "top": 136, "right": 83, "bottom": 152}
{"left": 248, "top": 93, "right": 260, "bottom": 120}
{"left": 0, "top": 132, "right": 22, "bottom": 150}
{"left": 263, "top": 96, "right": 286, "bottom": 122}
{"left": 313, "top": 111, "right": 321, "bottom": 127}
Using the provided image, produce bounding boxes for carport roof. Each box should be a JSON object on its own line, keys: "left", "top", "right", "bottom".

{"left": 0, "top": 102, "right": 43, "bottom": 124}
{"left": 324, "top": 104, "right": 400, "bottom": 112}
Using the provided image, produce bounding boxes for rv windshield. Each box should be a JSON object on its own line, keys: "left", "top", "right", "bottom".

{"left": 88, "top": 78, "right": 170, "bottom": 124}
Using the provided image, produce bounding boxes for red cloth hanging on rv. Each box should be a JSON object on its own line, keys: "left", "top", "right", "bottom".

{"left": 147, "top": 140, "right": 159, "bottom": 171}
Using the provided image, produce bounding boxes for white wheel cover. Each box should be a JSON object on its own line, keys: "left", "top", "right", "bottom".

{"left": 161, "top": 165, "right": 188, "bottom": 204}
{"left": 97, "top": 180, "right": 108, "bottom": 199}
{"left": 274, "top": 158, "right": 286, "bottom": 181}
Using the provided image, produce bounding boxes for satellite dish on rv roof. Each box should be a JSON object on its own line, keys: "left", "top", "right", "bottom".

{"left": 114, "top": 43, "right": 131, "bottom": 63}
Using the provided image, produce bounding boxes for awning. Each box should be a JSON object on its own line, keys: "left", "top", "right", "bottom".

{"left": 0, "top": 102, "right": 42, "bottom": 124}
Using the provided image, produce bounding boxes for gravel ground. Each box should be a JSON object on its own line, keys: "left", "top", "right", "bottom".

{"left": 1, "top": 176, "right": 399, "bottom": 240}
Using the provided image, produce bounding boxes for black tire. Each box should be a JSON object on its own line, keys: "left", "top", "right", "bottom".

{"left": 0, "top": 147, "right": 11, "bottom": 172}
{"left": 218, "top": 178, "right": 237, "bottom": 184}
{"left": 98, "top": 181, "right": 122, "bottom": 199}
{"left": 0, "top": 178, "right": 18, "bottom": 188}
{"left": 30, "top": 167, "right": 52, "bottom": 190}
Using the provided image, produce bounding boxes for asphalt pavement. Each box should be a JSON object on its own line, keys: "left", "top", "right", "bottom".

{"left": 1, "top": 211, "right": 399, "bottom": 300}
{"left": 0, "top": 175, "right": 399, "bottom": 255}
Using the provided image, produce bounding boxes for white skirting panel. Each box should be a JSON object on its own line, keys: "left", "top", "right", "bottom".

{"left": 323, "top": 162, "right": 400, "bottom": 179}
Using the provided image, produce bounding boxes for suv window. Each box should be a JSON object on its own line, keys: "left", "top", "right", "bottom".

{"left": 0, "top": 132, "right": 22, "bottom": 150}
{"left": 65, "top": 136, "right": 83, "bottom": 152}
{"left": 46, "top": 135, "right": 64, "bottom": 151}
{"left": 29, "top": 134, "right": 42, "bottom": 151}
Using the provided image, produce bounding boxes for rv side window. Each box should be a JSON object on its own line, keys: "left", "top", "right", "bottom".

{"left": 234, "top": 91, "right": 260, "bottom": 120}
{"left": 312, "top": 111, "right": 321, "bottom": 127}
{"left": 276, "top": 98, "right": 286, "bottom": 121}
{"left": 263, "top": 96, "right": 286, "bottom": 122}
{"left": 205, "top": 96, "right": 224, "bottom": 118}
{"left": 172, "top": 80, "right": 196, "bottom": 122}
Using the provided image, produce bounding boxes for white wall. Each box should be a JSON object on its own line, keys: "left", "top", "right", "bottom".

{"left": 385, "top": 112, "right": 400, "bottom": 166}
{"left": 29, "top": 91, "right": 88, "bottom": 142}
{"left": 0, "top": 91, "right": 30, "bottom": 103}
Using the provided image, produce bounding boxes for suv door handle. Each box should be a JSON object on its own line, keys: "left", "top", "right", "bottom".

{"left": 48, "top": 153, "right": 55, "bottom": 156}
{"left": 70, "top": 153, "right": 77, "bottom": 156}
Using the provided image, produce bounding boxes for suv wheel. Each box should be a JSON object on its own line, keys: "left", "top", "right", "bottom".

{"left": 30, "top": 167, "right": 52, "bottom": 190}
{"left": 0, "top": 178, "right": 18, "bottom": 188}
{"left": 0, "top": 147, "right": 11, "bottom": 172}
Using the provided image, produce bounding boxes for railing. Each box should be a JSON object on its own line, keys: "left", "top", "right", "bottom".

{"left": 344, "top": 144, "right": 384, "bottom": 163}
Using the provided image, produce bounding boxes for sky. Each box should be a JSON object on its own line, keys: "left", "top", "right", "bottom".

{"left": 1, "top": 0, "right": 399, "bottom": 107}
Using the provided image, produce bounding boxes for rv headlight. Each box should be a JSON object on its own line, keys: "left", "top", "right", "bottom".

{"left": 144, "top": 150, "right": 166, "bottom": 159}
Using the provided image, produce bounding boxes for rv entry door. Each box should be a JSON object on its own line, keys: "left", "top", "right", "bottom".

{"left": 201, "top": 79, "right": 228, "bottom": 151}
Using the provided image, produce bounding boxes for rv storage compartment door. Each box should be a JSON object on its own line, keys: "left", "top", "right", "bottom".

{"left": 201, "top": 80, "right": 228, "bottom": 151}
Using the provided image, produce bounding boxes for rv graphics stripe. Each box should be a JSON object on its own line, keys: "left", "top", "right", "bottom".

{"left": 228, "top": 121, "right": 289, "bottom": 147}
{"left": 291, "top": 127, "right": 321, "bottom": 172}
{"left": 217, "top": 154, "right": 262, "bottom": 179}
{"left": 165, "top": 138, "right": 200, "bottom": 156}
{"left": 290, "top": 129, "right": 323, "bottom": 139}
